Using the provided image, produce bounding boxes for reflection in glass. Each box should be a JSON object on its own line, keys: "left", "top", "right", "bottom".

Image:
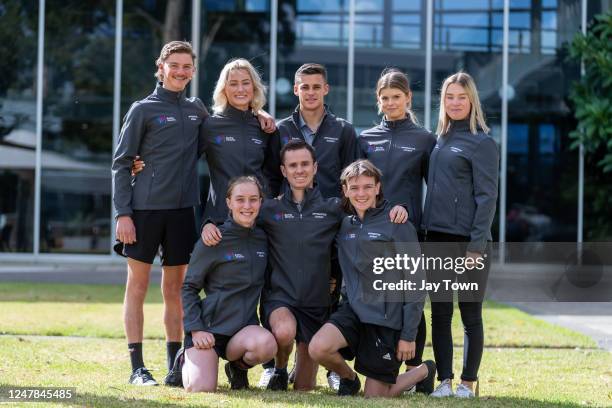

{"left": 0, "top": 0, "right": 37, "bottom": 252}
{"left": 353, "top": 0, "right": 425, "bottom": 130}
{"left": 41, "top": 0, "right": 115, "bottom": 253}
{"left": 506, "top": 0, "right": 580, "bottom": 245}
{"left": 276, "top": 0, "right": 348, "bottom": 119}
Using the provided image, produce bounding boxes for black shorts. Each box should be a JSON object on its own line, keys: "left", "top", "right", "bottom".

{"left": 184, "top": 332, "right": 232, "bottom": 360}
{"left": 328, "top": 301, "right": 402, "bottom": 384}
{"left": 262, "top": 300, "right": 329, "bottom": 344}
{"left": 113, "top": 208, "right": 197, "bottom": 266}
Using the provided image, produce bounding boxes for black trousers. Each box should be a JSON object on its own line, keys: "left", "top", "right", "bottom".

{"left": 425, "top": 231, "right": 490, "bottom": 382}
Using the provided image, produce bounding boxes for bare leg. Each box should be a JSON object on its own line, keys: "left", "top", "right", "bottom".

{"left": 182, "top": 347, "right": 218, "bottom": 392}
{"left": 308, "top": 323, "right": 354, "bottom": 380}
{"left": 364, "top": 377, "right": 391, "bottom": 398}
{"left": 225, "top": 325, "right": 278, "bottom": 366}
{"left": 293, "top": 342, "right": 318, "bottom": 391}
{"left": 268, "top": 307, "right": 297, "bottom": 368}
{"left": 161, "top": 265, "right": 187, "bottom": 342}
{"left": 124, "top": 258, "right": 152, "bottom": 343}
{"left": 387, "top": 363, "right": 429, "bottom": 397}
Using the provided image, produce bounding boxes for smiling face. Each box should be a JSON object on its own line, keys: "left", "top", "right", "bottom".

{"left": 225, "top": 68, "right": 254, "bottom": 111}
{"left": 226, "top": 182, "right": 262, "bottom": 228}
{"left": 158, "top": 52, "right": 194, "bottom": 92}
{"left": 378, "top": 87, "right": 410, "bottom": 121}
{"left": 343, "top": 175, "right": 380, "bottom": 218}
{"left": 444, "top": 83, "right": 471, "bottom": 121}
{"left": 281, "top": 148, "right": 318, "bottom": 190}
{"left": 294, "top": 74, "right": 329, "bottom": 112}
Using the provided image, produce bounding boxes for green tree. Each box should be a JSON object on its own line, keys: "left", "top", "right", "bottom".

{"left": 568, "top": 11, "right": 612, "bottom": 240}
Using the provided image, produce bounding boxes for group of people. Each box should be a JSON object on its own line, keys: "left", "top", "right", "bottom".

{"left": 112, "top": 40, "right": 499, "bottom": 399}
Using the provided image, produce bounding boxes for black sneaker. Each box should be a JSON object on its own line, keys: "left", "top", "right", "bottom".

{"left": 164, "top": 347, "right": 185, "bottom": 387}
{"left": 338, "top": 373, "right": 360, "bottom": 396}
{"left": 225, "top": 361, "right": 249, "bottom": 390}
{"left": 129, "top": 367, "right": 158, "bottom": 386}
{"left": 267, "top": 369, "right": 289, "bottom": 391}
{"left": 416, "top": 360, "right": 437, "bottom": 394}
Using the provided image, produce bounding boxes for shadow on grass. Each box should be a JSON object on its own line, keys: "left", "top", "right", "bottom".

{"left": 0, "top": 384, "right": 597, "bottom": 408}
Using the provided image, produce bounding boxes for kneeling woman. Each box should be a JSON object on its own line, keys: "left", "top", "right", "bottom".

{"left": 181, "top": 176, "right": 277, "bottom": 392}
{"left": 309, "top": 160, "right": 436, "bottom": 397}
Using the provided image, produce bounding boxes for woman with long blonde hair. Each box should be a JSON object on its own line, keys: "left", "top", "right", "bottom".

{"left": 422, "top": 72, "right": 498, "bottom": 398}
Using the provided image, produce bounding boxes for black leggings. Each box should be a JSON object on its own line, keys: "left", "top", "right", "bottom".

{"left": 425, "top": 231, "right": 489, "bottom": 382}
{"left": 405, "top": 312, "right": 426, "bottom": 367}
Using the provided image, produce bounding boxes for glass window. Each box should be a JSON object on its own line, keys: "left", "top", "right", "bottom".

{"left": 0, "top": 0, "right": 37, "bottom": 252}
{"left": 276, "top": 0, "right": 348, "bottom": 120}
{"left": 40, "top": 0, "right": 117, "bottom": 254}
{"left": 506, "top": 0, "right": 581, "bottom": 245}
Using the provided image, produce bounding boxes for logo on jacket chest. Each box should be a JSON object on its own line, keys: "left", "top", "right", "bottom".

{"left": 273, "top": 212, "right": 296, "bottom": 221}
{"left": 396, "top": 145, "right": 416, "bottom": 153}
{"left": 367, "top": 232, "right": 382, "bottom": 239}
{"left": 323, "top": 136, "right": 338, "bottom": 143}
{"left": 450, "top": 146, "right": 463, "bottom": 153}
{"left": 342, "top": 232, "right": 357, "bottom": 240}
{"left": 312, "top": 212, "right": 328, "bottom": 219}
{"left": 157, "top": 115, "right": 177, "bottom": 124}
{"left": 256, "top": 251, "right": 266, "bottom": 258}
{"left": 224, "top": 252, "right": 245, "bottom": 261}
{"left": 214, "top": 135, "right": 237, "bottom": 144}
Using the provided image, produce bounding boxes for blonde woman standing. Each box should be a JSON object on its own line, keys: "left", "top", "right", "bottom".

{"left": 200, "top": 58, "right": 281, "bottom": 225}
{"left": 422, "top": 72, "right": 499, "bottom": 398}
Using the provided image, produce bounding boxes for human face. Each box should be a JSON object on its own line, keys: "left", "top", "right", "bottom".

{"left": 378, "top": 87, "right": 410, "bottom": 121}
{"left": 444, "top": 83, "right": 471, "bottom": 121}
{"left": 225, "top": 69, "right": 254, "bottom": 111}
{"left": 343, "top": 175, "right": 380, "bottom": 219}
{"left": 226, "top": 183, "right": 262, "bottom": 228}
{"left": 281, "top": 148, "right": 318, "bottom": 190}
{"left": 294, "top": 74, "right": 329, "bottom": 112}
{"left": 159, "top": 53, "right": 194, "bottom": 92}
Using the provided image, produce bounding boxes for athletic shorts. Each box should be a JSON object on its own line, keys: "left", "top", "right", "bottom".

{"left": 184, "top": 332, "right": 232, "bottom": 360}
{"left": 328, "top": 301, "right": 402, "bottom": 384}
{"left": 262, "top": 300, "right": 329, "bottom": 344}
{"left": 113, "top": 208, "right": 197, "bottom": 266}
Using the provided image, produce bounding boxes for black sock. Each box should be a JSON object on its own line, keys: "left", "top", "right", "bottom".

{"left": 274, "top": 366, "right": 288, "bottom": 374}
{"left": 128, "top": 342, "right": 144, "bottom": 372}
{"left": 166, "top": 341, "right": 182, "bottom": 371}
{"left": 262, "top": 359, "right": 275, "bottom": 369}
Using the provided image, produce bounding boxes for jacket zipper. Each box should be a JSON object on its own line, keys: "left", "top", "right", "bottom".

{"left": 177, "top": 99, "right": 185, "bottom": 207}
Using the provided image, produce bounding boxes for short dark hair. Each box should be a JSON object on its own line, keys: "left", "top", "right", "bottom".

{"left": 294, "top": 63, "right": 327, "bottom": 84}
{"left": 280, "top": 139, "right": 317, "bottom": 165}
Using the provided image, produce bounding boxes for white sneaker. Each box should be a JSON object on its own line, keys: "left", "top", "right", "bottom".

{"left": 455, "top": 383, "right": 476, "bottom": 398}
{"left": 430, "top": 379, "right": 454, "bottom": 397}
{"left": 326, "top": 371, "right": 341, "bottom": 391}
{"left": 403, "top": 385, "right": 416, "bottom": 394}
{"left": 258, "top": 367, "right": 275, "bottom": 388}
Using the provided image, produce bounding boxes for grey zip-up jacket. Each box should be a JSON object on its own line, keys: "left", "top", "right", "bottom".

{"left": 268, "top": 106, "right": 359, "bottom": 199}
{"left": 359, "top": 118, "right": 436, "bottom": 229}
{"left": 421, "top": 119, "right": 499, "bottom": 253}
{"left": 258, "top": 184, "right": 345, "bottom": 308}
{"left": 200, "top": 105, "right": 281, "bottom": 224}
{"left": 182, "top": 219, "right": 268, "bottom": 336}
{"left": 337, "top": 200, "right": 425, "bottom": 341}
{"left": 112, "top": 83, "right": 209, "bottom": 217}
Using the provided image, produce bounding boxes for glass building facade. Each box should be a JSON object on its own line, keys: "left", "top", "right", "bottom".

{"left": 0, "top": 0, "right": 609, "bottom": 261}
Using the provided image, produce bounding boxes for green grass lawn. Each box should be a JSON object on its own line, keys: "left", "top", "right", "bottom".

{"left": 0, "top": 282, "right": 611, "bottom": 407}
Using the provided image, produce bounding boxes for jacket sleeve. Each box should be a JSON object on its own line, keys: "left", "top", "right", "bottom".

{"left": 393, "top": 223, "right": 425, "bottom": 342}
{"left": 340, "top": 122, "right": 360, "bottom": 170}
{"left": 182, "top": 241, "right": 218, "bottom": 334}
{"left": 421, "top": 133, "right": 437, "bottom": 185}
{"left": 468, "top": 137, "right": 499, "bottom": 253}
{"left": 111, "top": 102, "right": 145, "bottom": 218}
{"left": 356, "top": 132, "right": 368, "bottom": 159}
{"left": 263, "top": 129, "right": 283, "bottom": 198}
{"left": 196, "top": 99, "right": 210, "bottom": 159}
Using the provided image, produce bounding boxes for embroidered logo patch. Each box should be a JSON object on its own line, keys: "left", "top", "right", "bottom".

{"left": 450, "top": 146, "right": 463, "bottom": 153}
{"left": 224, "top": 252, "right": 245, "bottom": 261}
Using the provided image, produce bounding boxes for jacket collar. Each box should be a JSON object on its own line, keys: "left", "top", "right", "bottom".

{"left": 381, "top": 116, "right": 416, "bottom": 130}
{"left": 280, "top": 182, "right": 322, "bottom": 208}
{"left": 222, "top": 218, "right": 256, "bottom": 237}
{"left": 154, "top": 82, "right": 186, "bottom": 103}
{"left": 222, "top": 104, "right": 255, "bottom": 121}
{"left": 350, "top": 199, "right": 390, "bottom": 224}
{"left": 449, "top": 119, "right": 471, "bottom": 133}
{"left": 291, "top": 104, "right": 332, "bottom": 128}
